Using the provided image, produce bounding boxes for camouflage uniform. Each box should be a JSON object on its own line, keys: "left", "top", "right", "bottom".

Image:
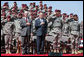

{"left": 3, "top": 21, "right": 15, "bottom": 52}
{"left": 61, "top": 18, "right": 70, "bottom": 42}
{"left": 69, "top": 20, "right": 80, "bottom": 53}
{"left": 48, "top": 15, "right": 62, "bottom": 49}
{"left": 14, "top": 18, "right": 22, "bottom": 48}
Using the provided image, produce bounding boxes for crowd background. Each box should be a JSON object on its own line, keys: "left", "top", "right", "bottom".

{"left": 1, "top": 1, "right": 83, "bottom": 23}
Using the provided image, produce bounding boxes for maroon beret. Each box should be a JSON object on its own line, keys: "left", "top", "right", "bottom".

{"left": 7, "top": 15, "right": 11, "bottom": 18}
{"left": 1, "top": 13, "right": 6, "bottom": 16}
{"left": 40, "top": 1, "right": 42, "bottom": 3}
{"left": 58, "top": 10, "right": 61, "bottom": 12}
{"left": 63, "top": 13, "right": 67, "bottom": 15}
{"left": 8, "top": 10, "right": 11, "bottom": 12}
{"left": 33, "top": 2, "right": 35, "bottom": 5}
{"left": 30, "top": 3, "right": 32, "bottom": 5}
{"left": 44, "top": 4, "right": 46, "bottom": 6}
{"left": 49, "top": 6, "right": 52, "bottom": 8}
{"left": 55, "top": 9, "right": 58, "bottom": 12}
{"left": 2, "top": 9, "right": 5, "bottom": 12}
{"left": 70, "top": 13, "right": 73, "bottom": 15}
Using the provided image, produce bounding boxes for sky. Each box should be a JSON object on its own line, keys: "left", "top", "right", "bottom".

{"left": 1, "top": 1, "right": 83, "bottom": 22}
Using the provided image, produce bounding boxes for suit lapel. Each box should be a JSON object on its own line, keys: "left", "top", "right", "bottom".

{"left": 38, "top": 18, "right": 41, "bottom": 24}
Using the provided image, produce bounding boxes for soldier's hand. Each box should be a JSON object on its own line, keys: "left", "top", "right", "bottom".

{"left": 40, "top": 22, "right": 45, "bottom": 25}
{"left": 26, "top": 22, "right": 31, "bottom": 26}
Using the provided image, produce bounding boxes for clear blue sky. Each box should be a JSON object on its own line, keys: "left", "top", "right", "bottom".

{"left": 1, "top": 1, "right": 83, "bottom": 22}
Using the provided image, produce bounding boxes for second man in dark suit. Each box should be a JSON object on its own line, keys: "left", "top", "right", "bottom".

{"left": 35, "top": 12, "right": 48, "bottom": 54}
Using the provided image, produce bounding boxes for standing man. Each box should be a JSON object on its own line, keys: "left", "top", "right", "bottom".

{"left": 48, "top": 10, "right": 62, "bottom": 52}
{"left": 3, "top": 16, "right": 15, "bottom": 54}
{"left": 35, "top": 12, "right": 48, "bottom": 54}
{"left": 20, "top": 11, "right": 33, "bottom": 54}
{"left": 14, "top": 13, "right": 22, "bottom": 53}
{"left": 80, "top": 21, "right": 83, "bottom": 39}
{"left": 69, "top": 14, "right": 80, "bottom": 54}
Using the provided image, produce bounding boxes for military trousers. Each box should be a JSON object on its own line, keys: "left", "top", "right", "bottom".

{"left": 4, "top": 34, "right": 12, "bottom": 49}
{"left": 15, "top": 33, "right": 22, "bottom": 48}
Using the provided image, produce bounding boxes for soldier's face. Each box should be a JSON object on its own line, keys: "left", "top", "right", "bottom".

{"left": 63, "top": 14, "right": 66, "bottom": 17}
{"left": 2, "top": 16, "right": 6, "bottom": 19}
{"left": 73, "top": 16, "right": 78, "bottom": 21}
{"left": 18, "top": 15, "right": 22, "bottom": 18}
{"left": 70, "top": 15, "right": 73, "bottom": 18}
{"left": 7, "top": 18, "right": 10, "bottom": 21}
{"left": 56, "top": 12, "right": 60, "bottom": 15}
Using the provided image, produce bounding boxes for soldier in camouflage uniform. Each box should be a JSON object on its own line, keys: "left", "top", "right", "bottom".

{"left": 80, "top": 21, "right": 83, "bottom": 39}
{"left": 47, "top": 10, "right": 62, "bottom": 52}
{"left": 69, "top": 14, "right": 80, "bottom": 54}
{"left": 61, "top": 14, "right": 70, "bottom": 42}
{"left": 14, "top": 13, "right": 22, "bottom": 53}
{"left": 3, "top": 16, "right": 15, "bottom": 54}
{"left": 61, "top": 13, "right": 70, "bottom": 53}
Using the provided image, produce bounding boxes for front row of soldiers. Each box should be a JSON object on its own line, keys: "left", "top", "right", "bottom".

{"left": 47, "top": 10, "right": 83, "bottom": 54}
{"left": 1, "top": 10, "right": 83, "bottom": 54}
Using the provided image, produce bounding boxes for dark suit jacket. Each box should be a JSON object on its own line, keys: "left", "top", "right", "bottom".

{"left": 35, "top": 18, "right": 48, "bottom": 36}
{"left": 20, "top": 18, "right": 33, "bottom": 37}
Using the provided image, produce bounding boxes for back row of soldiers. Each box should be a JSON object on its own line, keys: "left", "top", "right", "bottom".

{"left": 1, "top": 1, "right": 83, "bottom": 54}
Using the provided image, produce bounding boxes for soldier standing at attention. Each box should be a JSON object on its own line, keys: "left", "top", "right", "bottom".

{"left": 14, "top": 13, "right": 22, "bottom": 53}
{"left": 61, "top": 13, "right": 70, "bottom": 53}
{"left": 46, "top": 9, "right": 62, "bottom": 53}
{"left": 69, "top": 14, "right": 80, "bottom": 54}
{"left": 80, "top": 21, "right": 83, "bottom": 39}
{"left": 3, "top": 16, "right": 15, "bottom": 54}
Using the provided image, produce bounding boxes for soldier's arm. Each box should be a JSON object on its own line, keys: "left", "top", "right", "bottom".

{"left": 47, "top": 13, "right": 56, "bottom": 22}
{"left": 69, "top": 24, "right": 71, "bottom": 34}
{"left": 1, "top": 19, "right": 7, "bottom": 24}
{"left": 11, "top": 23, "right": 15, "bottom": 35}
{"left": 78, "top": 23, "right": 80, "bottom": 32}
{"left": 48, "top": 22, "right": 52, "bottom": 27}
{"left": 61, "top": 19, "right": 63, "bottom": 29}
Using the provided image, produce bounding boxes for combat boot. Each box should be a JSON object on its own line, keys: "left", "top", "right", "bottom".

{"left": 8, "top": 49, "right": 11, "bottom": 54}
{"left": 6, "top": 49, "right": 9, "bottom": 54}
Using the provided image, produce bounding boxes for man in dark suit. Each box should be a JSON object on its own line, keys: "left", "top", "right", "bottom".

{"left": 20, "top": 11, "right": 33, "bottom": 54}
{"left": 35, "top": 12, "right": 48, "bottom": 54}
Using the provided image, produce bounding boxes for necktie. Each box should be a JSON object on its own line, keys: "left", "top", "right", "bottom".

{"left": 25, "top": 18, "right": 28, "bottom": 23}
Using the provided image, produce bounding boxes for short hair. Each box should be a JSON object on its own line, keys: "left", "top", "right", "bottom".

{"left": 39, "top": 12, "right": 44, "bottom": 15}
{"left": 24, "top": 11, "right": 28, "bottom": 14}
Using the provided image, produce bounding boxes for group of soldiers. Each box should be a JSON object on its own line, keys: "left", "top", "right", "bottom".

{"left": 1, "top": 1, "right": 83, "bottom": 54}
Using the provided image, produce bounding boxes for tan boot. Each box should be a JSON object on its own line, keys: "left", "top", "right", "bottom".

{"left": 8, "top": 49, "right": 11, "bottom": 54}
{"left": 64, "top": 49, "right": 66, "bottom": 53}
{"left": 57, "top": 49, "right": 59, "bottom": 53}
{"left": 72, "top": 49, "right": 74, "bottom": 54}
{"left": 6, "top": 50, "right": 9, "bottom": 54}
{"left": 16, "top": 50, "right": 19, "bottom": 53}
{"left": 54, "top": 49, "right": 56, "bottom": 53}
{"left": 75, "top": 50, "right": 78, "bottom": 54}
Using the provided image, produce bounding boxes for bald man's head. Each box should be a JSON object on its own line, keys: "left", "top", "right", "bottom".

{"left": 39, "top": 12, "right": 44, "bottom": 19}
{"left": 24, "top": 11, "right": 28, "bottom": 17}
